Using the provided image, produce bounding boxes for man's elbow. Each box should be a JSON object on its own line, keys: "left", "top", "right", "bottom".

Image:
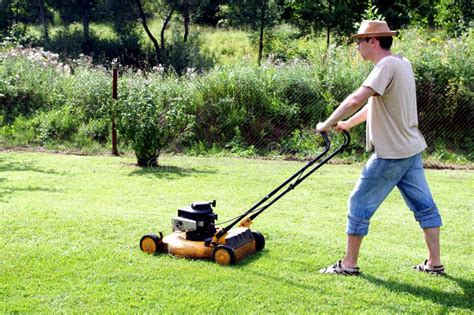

{"left": 347, "top": 96, "right": 365, "bottom": 110}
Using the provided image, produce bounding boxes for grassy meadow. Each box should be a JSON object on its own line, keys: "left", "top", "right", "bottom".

{"left": 0, "top": 150, "right": 472, "bottom": 313}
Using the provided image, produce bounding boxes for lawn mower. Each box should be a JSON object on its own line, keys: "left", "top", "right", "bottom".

{"left": 140, "top": 130, "right": 350, "bottom": 265}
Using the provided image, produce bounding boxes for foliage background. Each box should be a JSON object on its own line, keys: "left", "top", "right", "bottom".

{"left": 0, "top": 1, "right": 472, "bottom": 166}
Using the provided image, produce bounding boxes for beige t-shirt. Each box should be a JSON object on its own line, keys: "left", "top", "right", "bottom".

{"left": 363, "top": 54, "right": 427, "bottom": 159}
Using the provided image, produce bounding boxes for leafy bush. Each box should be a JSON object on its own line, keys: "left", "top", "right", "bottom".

{"left": 434, "top": 0, "right": 470, "bottom": 37}
{"left": 44, "top": 27, "right": 84, "bottom": 59}
{"left": 77, "top": 118, "right": 110, "bottom": 144}
{"left": 32, "top": 106, "right": 79, "bottom": 144}
{"left": 281, "top": 129, "right": 323, "bottom": 156}
{"left": 116, "top": 74, "right": 194, "bottom": 166}
{"left": 0, "top": 115, "right": 36, "bottom": 145}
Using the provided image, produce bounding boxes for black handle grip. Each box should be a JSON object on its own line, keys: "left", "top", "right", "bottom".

{"left": 341, "top": 130, "right": 351, "bottom": 147}
{"left": 320, "top": 131, "right": 330, "bottom": 146}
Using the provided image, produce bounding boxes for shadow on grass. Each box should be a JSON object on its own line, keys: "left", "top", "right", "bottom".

{"left": 128, "top": 164, "right": 216, "bottom": 179}
{"left": 0, "top": 156, "right": 64, "bottom": 175}
{"left": 0, "top": 186, "right": 64, "bottom": 203}
{"left": 361, "top": 274, "right": 474, "bottom": 312}
{"left": 0, "top": 156, "right": 67, "bottom": 202}
{"left": 235, "top": 250, "right": 265, "bottom": 267}
{"left": 236, "top": 252, "right": 472, "bottom": 312}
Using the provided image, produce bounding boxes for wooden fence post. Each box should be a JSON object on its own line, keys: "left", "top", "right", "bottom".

{"left": 111, "top": 66, "right": 119, "bottom": 156}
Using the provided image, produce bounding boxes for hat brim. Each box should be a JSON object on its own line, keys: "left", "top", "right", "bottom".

{"left": 351, "top": 31, "right": 397, "bottom": 39}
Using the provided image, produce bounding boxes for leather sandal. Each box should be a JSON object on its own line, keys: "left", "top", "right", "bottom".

{"left": 320, "top": 260, "right": 361, "bottom": 276}
{"left": 413, "top": 259, "right": 446, "bottom": 275}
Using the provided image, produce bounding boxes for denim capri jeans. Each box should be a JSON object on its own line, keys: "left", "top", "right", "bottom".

{"left": 347, "top": 153, "right": 442, "bottom": 236}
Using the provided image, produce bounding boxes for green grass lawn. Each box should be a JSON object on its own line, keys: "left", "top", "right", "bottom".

{"left": 0, "top": 151, "right": 472, "bottom": 313}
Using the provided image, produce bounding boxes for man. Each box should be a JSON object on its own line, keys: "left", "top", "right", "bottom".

{"left": 316, "top": 20, "right": 445, "bottom": 276}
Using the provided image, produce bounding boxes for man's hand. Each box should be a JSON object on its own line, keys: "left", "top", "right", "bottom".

{"left": 316, "top": 121, "right": 333, "bottom": 132}
{"left": 336, "top": 120, "right": 352, "bottom": 131}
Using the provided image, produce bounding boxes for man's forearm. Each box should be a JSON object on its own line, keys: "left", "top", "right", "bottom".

{"left": 324, "top": 94, "right": 363, "bottom": 127}
{"left": 316, "top": 86, "right": 374, "bottom": 132}
{"left": 346, "top": 104, "right": 368, "bottom": 128}
{"left": 323, "top": 87, "right": 373, "bottom": 128}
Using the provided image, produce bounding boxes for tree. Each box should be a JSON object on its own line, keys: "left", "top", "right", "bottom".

{"left": 133, "top": 0, "right": 214, "bottom": 73}
{"left": 192, "top": 0, "right": 224, "bottom": 26}
{"left": 47, "top": 0, "right": 103, "bottom": 53}
{"left": 133, "top": 0, "right": 186, "bottom": 66}
{"left": 286, "top": 0, "right": 367, "bottom": 48}
{"left": 0, "top": 0, "right": 39, "bottom": 38}
{"left": 222, "top": 0, "right": 283, "bottom": 65}
{"left": 434, "top": 0, "right": 472, "bottom": 36}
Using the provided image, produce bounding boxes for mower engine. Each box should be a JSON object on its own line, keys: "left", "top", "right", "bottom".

{"left": 140, "top": 199, "right": 264, "bottom": 265}
{"left": 172, "top": 200, "right": 218, "bottom": 241}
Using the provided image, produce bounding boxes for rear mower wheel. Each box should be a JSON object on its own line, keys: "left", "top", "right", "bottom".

{"left": 140, "top": 234, "right": 162, "bottom": 254}
{"left": 212, "top": 245, "right": 236, "bottom": 265}
{"left": 252, "top": 231, "right": 265, "bottom": 251}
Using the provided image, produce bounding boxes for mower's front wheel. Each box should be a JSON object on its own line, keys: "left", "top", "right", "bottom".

{"left": 212, "top": 245, "right": 236, "bottom": 266}
{"left": 140, "top": 234, "right": 162, "bottom": 254}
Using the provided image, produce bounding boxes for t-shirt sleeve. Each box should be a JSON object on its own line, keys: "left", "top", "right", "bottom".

{"left": 362, "top": 60, "right": 393, "bottom": 96}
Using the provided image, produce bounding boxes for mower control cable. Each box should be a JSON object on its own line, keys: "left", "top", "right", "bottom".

{"left": 247, "top": 130, "right": 350, "bottom": 222}
{"left": 215, "top": 130, "right": 350, "bottom": 238}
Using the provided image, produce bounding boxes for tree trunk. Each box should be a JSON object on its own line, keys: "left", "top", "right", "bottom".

{"left": 257, "top": 0, "right": 267, "bottom": 66}
{"left": 161, "top": 7, "right": 175, "bottom": 51}
{"left": 137, "top": 154, "right": 158, "bottom": 167}
{"left": 82, "top": 0, "right": 91, "bottom": 54}
{"left": 182, "top": 2, "right": 190, "bottom": 42}
{"left": 37, "top": 0, "right": 49, "bottom": 42}
{"left": 135, "top": 0, "right": 162, "bottom": 64}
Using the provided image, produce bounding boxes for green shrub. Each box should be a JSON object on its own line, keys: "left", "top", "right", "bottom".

{"left": 0, "top": 48, "right": 64, "bottom": 124}
{"left": 0, "top": 115, "right": 36, "bottom": 145}
{"left": 44, "top": 27, "right": 84, "bottom": 59}
{"left": 32, "top": 106, "right": 79, "bottom": 144}
{"left": 434, "top": 0, "right": 470, "bottom": 37}
{"left": 406, "top": 30, "right": 473, "bottom": 154}
{"left": 116, "top": 75, "right": 194, "bottom": 166}
{"left": 68, "top": 66, "right": 112, "bottom": 120}
{"left": 77, "top": 118, "right": 110, "bottom": 144}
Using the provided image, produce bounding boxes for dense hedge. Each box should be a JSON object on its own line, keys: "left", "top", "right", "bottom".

{"left": 1, "top": 29, "right": 472, "bottom": 165}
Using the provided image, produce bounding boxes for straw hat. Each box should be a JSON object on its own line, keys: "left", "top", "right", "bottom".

{"left": 351, "top": 20, "right": 397, "bottom": 39}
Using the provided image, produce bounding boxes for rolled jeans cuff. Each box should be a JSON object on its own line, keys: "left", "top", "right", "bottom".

{"left": 414, "top": 206, "right": 443, "bottom": 228}
{"left": 346, "top": 214, "right": 370, "bottom": 236}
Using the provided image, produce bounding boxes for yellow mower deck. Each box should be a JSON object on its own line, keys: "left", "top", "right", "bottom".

{"left": 140, "top": 227, "right": 263, "bottom": 265}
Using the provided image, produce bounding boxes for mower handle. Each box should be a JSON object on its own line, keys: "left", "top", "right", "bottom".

{"left": 216, "top": 131, "right": 350, "bottom": 238}
{"left": 340, "top": 129, "right": 351, "bottom": 148}
{"left": 320, "top": 131, "right": 329, "bottom": 145}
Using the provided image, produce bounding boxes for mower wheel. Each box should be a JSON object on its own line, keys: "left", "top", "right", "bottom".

{"left": 140, "top": 234, "right": 162, "bottom": 254}
{"left": 252, "top": 231, "right": 265, "bottom": 251}
{"left": 212, "top": 245, "right": 236, "bottom": 266}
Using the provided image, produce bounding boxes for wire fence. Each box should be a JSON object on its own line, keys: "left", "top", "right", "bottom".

{"left": 183, "top": 76, "right": 473, "bottom": 169}
{"left": 0, "top": 45, "right": 472, "bottom": 170}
